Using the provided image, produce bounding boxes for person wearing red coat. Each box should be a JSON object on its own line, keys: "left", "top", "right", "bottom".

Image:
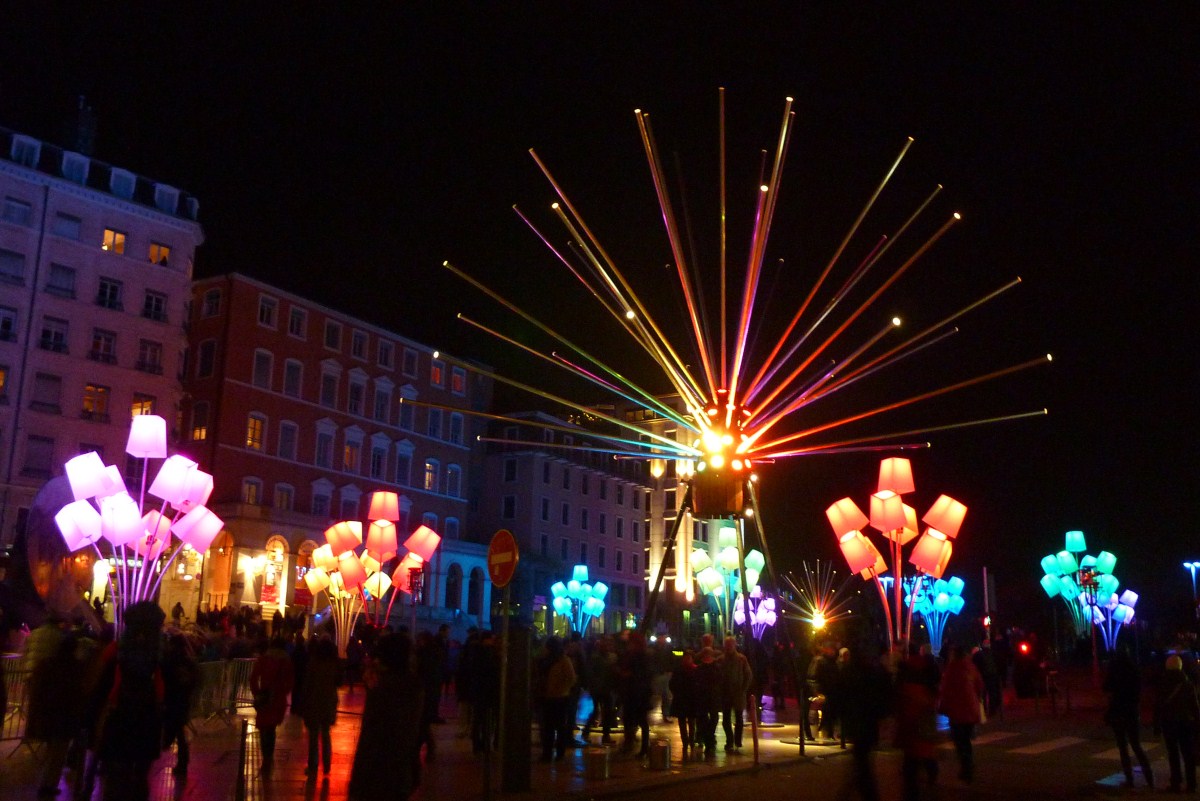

{"left": 250, "top": 636, "right": 295, "bottom": 774}
{"left": 939, "top": 645, "right": 985, "bottom": 783}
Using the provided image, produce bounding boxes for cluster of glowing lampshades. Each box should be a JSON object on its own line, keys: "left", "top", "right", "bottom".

{"left": 828, "top": 457, "right": 967, "bottom": 650}
{"left": 549, "top": 564, "right": 608, "bottom": 635}
{"left": 304, "top": 491, "right": 441, "bottom": 657}
{"left": 908, "top": 576, "right": 966, "bottom": 653}
{"left": 691, "top": 522, "right": 766, "bottom": 634}
{"left": 1039, "top": 530, "right": 1137, "bottom": 650}
{"left": 733, "top": 587, "right": 778, "bottom": 640}
{"left": 55, "top": 415, "right": 223, "bottom": 631}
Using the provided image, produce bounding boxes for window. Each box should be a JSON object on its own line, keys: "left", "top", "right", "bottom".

{"left": 395, "top": 445, "right": 413, "bottom": 486}
{"left": 377, "top": 341, "right": 394, "bottom": 368}
{"left": 0, "top": 248, "right": 26, "bottom": 284}
{"left": 616, "top": 518, "right": 624, "bottom": 539}
{"left": 501, "top": 495, "right": 516, "bottom": 520}
{"left": 246, "top": 414, "right": 266, "bottom": 450}
{"left": 399, "top": 399, "right": 414, "bottom": 431}
{"left": 421, "top": 512, "right": 438, "bottom": 532}
{"left": 540, "top": 534, "right": 549, "bottom": 556}
{"left": 2, "top": 197, "right": 32, "bottom": 226}
{"left": 430, "top": 359, "right": 445, "bottom": 387}
{"left": 348, "top": 380, "right": 364, "bottom": 415}
{"left": 241, "top": 478, "right": 263, "bottom": 505}
{"left": 274, "top": 484, "right": 294, "bottom": 511}
{"left": 252, "top": 350, "right": 273, "bottom": 389}
{"left": 540, "top": 497, "right": 550, "bottom": 522}
{"left": 451, "top": 366, "right": 466, "bottom": 395}
{"left": 94, "top": 277, "right": 122, "bottom": 311}
{"left": 10, "top": 135, "right": 39, "bottom": 166}
{"left": 257, "top": 296, "right": 278, "bottom": 328}
{"left": 560, "top": 502, "right": 570, "bottom": 526}
{"left": 560, "top": 538, "right": 569, "bottom": 560}
{"left": 40, "top": 317, "right": 69, "bottom": 353}
{"left": 582, "top": 474, "right": 589, "bottom": 495}
{"left": 562, "top": 467, "right": 571, "bottom": 490}
{"left": 311, "top": 486, "right": 331, "bottom": 518}
{"left": 632, "top": 521, "right": 641, "bottom": 542}
{"left": 52, "top": 213, "right": 81, "bottom": 240}
{"left": 370, "top": 444, "right": 387, "bottom": 479}
{"left": 201, "top": 288, "right": 221, "bottom": 317}
{"left": 101, "top": 228, "right": 126, "bottom": 254}
{"left": 448, "top": 413, "right": 464, "bottom": 445}
{"left": 503, "top": 458, "right": 517, "bottom": 482}
{"left": 351, "top": 330, "right": 367, "bottom": 359}
{"left": 0, "top": 306, "right": 17, "bottom": 342}
{"left": 82, "top": 383, "right": 110, "bottom": 422}
{"left": 130, "top": 393, "right": 155, "bottom": 417}
{"left": 141, "top": 290, "right": 168, "bottom": 322}
{"left": 427, "top": 408, "right": 442, "bottom": 439}
{"left": 288, "top": 307, "right": 307, "bottom": 338}
{"left": 632, "top": 553, "right": 640, "bottom": 575}
{"left": 599, "top": 546, "right": 606, "bottom": 569}
{"left": 373, "top": 387, "right": 390, "bottom": 422}
{"left": 599, "top": 480, "right": 607, "bottom": 500}
{"left": 599, "top": 512, "right": 607, "bottom": 534}
{"left": 324, "top": 320, "right": 341, "bottom": 350}
{"left": 446, "top": 464, "right": 462, "bottom": 498}
{"left": 149, "top": 242, "right": 171, "bottom": 265}
{"left": 616, "top": 485, "right": 625, "bottom": 505}
{"left": 340, "top": 488, "right": 361, "bottom": 520}
{"left": 633, "top": 490, "right": 643, "bottom": 510}
{"left": 31, "top": 372, "right": 62, "bottom": 414}
{"left": 616, "top": 551, "right": 624, "bottom": 572}
{"left": 190, "top": 402, "right": 209, "bottom": 440}
{"left": 343, "top": 435, "right": 362, "bottom": 473}
{"left": 581, "top": 509, "right": 589, "bottom": 530}
{"left": 320, "top": 372, "right": 338, "bottom": 407}
{"left": 46, "top": 264, "right": 76, "bottom": 297}
{"left": 402, "top": 348, "right": 418, "bottom": 377}
{"left": 196, "top": 340, "right": 216, "bottom": 377}
{"left": 0, "top": 364, "right": 8, "bottom": 402}
{"left": 423, "top": 459, "right": 440, "bottom": 493}
{"left": 542, "top": 461, "right": 551, "bottom": 484}
{"left": 580, "top": 543, "right": 588, "bottom": 564}
{"left": 22, "top": 435, "right": 55, "bottom": 478}
{"left": 89, "top": 329, "right": 116, "bottom": 364}
{"left": 278, "top": 421, "right": 298, "bottom": 460}
{"left": 444, "top": 518, "right": 460, "bottom": 540}
{"left": 283, "top": 360, "right": 303, "bottom": 397}
{"left": 315, "top": 430, "right": 334, "bottom": 468}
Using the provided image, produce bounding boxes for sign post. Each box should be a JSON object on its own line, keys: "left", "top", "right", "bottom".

{"left": 487, "top": 530, "right": 520, "bottom": 796}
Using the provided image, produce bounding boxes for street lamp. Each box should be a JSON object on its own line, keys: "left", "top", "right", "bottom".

{"left": 1184, "top": 562, "right": 1199, "bottom": 618}
{"left": 55, "top": 415, "right": 223, "bottom": 632}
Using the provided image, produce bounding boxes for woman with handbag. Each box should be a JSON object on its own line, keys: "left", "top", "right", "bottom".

{"left": 250, "top": 635, "right": 294, "bottom": 775}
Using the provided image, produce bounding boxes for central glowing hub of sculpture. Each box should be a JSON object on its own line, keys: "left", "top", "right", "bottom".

{"left": 692, "top": 390, "right": 753, "bottom": 518}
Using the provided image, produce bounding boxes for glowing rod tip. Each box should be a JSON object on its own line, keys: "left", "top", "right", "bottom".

{"left": 760, "top": 185, "right": 769, "bottom": 193}
{"left": 953, "top": 212, "right": 962, "bottom": 220}
{"left": 442, "top": 260, "right": 450, "bottom": 267}
{"left": 892, "top": 317, "right": 902, "bottom": 327}
{"left": 1046, "top": 353, "right": 1054, "bottom": 362}
{"left": 551, "top": 202, "right": 560, "bottom": 210}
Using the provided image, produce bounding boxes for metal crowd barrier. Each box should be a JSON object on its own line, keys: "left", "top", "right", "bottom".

{"left": 194, "top": 658, "right": 256, "bottom": 725}
{"left": 1, "top": 654, "right": 29, "bottom": 743}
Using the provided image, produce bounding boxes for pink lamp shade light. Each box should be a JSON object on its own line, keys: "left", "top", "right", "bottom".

{"left": 404, "top": 525, "right": 441, "bottom": 562}
{"left": 125, "top": 414, "right": 168, "bottom": 458}
{"left": 922, "top": 495, "right": 967, "bottom": 539}
{"left": 148, "top": 455, "right": 200, "bottom": 505}
{"left": 364, "top": 521, "right": 398, "bottom": 562}
{"left": 171, "top": 506, "right": 225, "bottom": 552}
{"left": 826, "top": 498, "right": 869, "bottom": 538}
{"left": 55, "top": 499, "right": 103, "bottom": 551}
{"left": 100, "top": 492, "right": 145, "bottom": 547}
{"left": 132, "top": 510, "right": 173, "bottom": 559}
{"left": 869, "top": 491, "right": 907, "bottom": 533}
{"left": 337, "top": 551, "right": 368, "bottom": 591}
{"left": 65, "top": 452, "right": 108, "bottom": 501}
{"left": 324, "top": 521, "right": 363, "bottom": 556}
{"left": 840, "top": 531, "right": 883, "bottom": 574}
{"left": 877, "top": 457, "right": 915, "bottom": 495}
{"left": 367, "top": 491, "right": 401, "bottom": 522}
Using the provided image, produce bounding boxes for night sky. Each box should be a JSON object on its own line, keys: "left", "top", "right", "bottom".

{"left": 2, "top": 6, "right": 1196, "bottom": 627}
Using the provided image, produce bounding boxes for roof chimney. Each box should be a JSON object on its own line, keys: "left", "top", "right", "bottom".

{"left": 64, "top": 96, "right": 97, "bottom": 156}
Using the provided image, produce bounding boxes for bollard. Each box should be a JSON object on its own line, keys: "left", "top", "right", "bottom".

{"left": 583, "top": 746, "right": 610, "bottom": 780}
{"left": 648, "top": 738, "right": 672, "bottom": 770}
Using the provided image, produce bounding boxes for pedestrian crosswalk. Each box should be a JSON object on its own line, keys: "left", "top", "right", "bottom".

{"left": 936, "top": 730, "right": 1137, "bottom": 759}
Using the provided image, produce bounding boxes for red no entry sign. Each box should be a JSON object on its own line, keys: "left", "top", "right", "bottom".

{"left": 487, "top": 528, "right": 519, "bottom": 588}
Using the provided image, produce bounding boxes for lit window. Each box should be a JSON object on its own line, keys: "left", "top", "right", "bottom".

{"left": 451, "top": 366, "right": 466, "bottom": 395}
{"left": 82, "top": 384, "right": 110, "bottom": 422}
{"left": 142, "top": 290, "right": 168, "bottom": 322}
{"left": 95, "top": 277, "right": 123, "bottom": 311}
{"left": 101, "top": 228, "right": 126, "bottom": 254}
{"left": 430, "top": 359, "right": 445, "bottom": 387}
{"left": 351, "top": 330, "right": 367, "bottom": 359}
{"left": 257, "top": 296, "right": 278, "bottom": 328}
{"left": 131, "top": 393, "right": 155, "bottom": 417}
{"left": 242, "top": 478, "right": 262, "bottom": 505}
{"left": 343, "top": 439, "right": 361, "bottom": 472}
{"left": 0, "top": 364, "right": 8, "bottom": 402}
{"left": 191, "top": 402, "right": 209, "bottom": 440}
{"left": 288, "top": 307, "right": 307, "bottom": 338}
{"left": 424, "top": 460, "right": 440, "bottom": 492}
{"left": 89, "top": 329, "right": 117, "bottom": 364}
{"left": 149, "top": 242, "right": 171, "bottom": 265}
{"left": 246, "top": 414, "right": 266, "bottom": 450}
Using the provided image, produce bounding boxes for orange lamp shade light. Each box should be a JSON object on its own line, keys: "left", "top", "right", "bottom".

{"left": 826, "top": 498, "right": 869, "bottom": 538}
{"left": 909, "top": 529, "right": 951, "bottom": 574}
{"left": 877, "top": 457, "right": 915, "bottom": 495}
{"left": 361, "top": 553, "right": 382, "bottom": 574}
{"left": 324, "top": 521, "right": 363, "bottom": 556}
{"left": 859, "top": 550, "right": 888, "bottom": 580}
{"left": 404, "top": 525, "right": 441, "bottom": 562}
{"left": 125, "top": 414, "right": 168, "bottom": 459}
{"left": 337, "top": 551, "right": 368, "bottom": 591}
{"left": 367, "top": 491, "right": 401, "bottom": 522}
{"left": 922, "top": 495, "right": 967, "bottom": 539}
{"left": 363, "top": 571, "right": 392, "bottom": 599}
{"left": 312, "top": 544, "right": 338, "bottom": 572}
{"left": 305, "top": 567, "right": 331, "bottom": 594}
{"left": 365, "top": 521, "right": 398, "bottom": 562}
{"left": 869, "top": 491, "right": 907, "bottom": 533}
{"left": 840, "top": 531, "right": 883, "bottom": 574}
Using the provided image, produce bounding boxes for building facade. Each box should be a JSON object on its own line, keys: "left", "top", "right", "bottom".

{"left": 476, "top": 411, "right": 653, "bottom": 634}
{"left": 182, "top": 274, "right": 494, "bottom": 635}
{"left": 0, "top": 125, "right": 202, "bottom": 555}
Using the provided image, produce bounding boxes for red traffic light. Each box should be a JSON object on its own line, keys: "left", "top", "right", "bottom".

{"left": 1018, "top": 641, "right": 1031, "bottom": 655}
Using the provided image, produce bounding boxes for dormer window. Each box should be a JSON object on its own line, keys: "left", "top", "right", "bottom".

{"left": 61, "top": 152, "right": 90, "bottom": 184}
{"left": 154, "top": 184, "right": 180, "bottom": 214}
{"left": 109, "top": 169, "right": 136, "bottom": 199}
{"left": 10, "top": 135, "right": 40, "bottom": 168}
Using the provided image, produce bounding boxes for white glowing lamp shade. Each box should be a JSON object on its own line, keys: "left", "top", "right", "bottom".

{"left": 126, "top": 414, "right": 168, "bottom": 458}
{"left": 1119, "top": 589, "right": 1139, "bottom": 608}
{"left": 573, "top": 564, "right": 590, "bottom": 583}
{"left": 718, "top": 546, "right": 740, "bottom": 572}
{"left": 367, "top": 491, "right": 401, "bottom": 522}
{"left": 910, "top": 529, "right": 950, "bottom": 574}
{"left": 840, "top": 532, "right": 882, "bottom": 574}
{"left": 1113, "top": 604, "right": 1132, "bottom": 623}
{"left": 582, "top": 596, "right": 604, "bottom": 616}
{"left": 56, "top": 499, "right": 103, "bottom": 550}
{"left": 827, "top": 498, "right": 869, "bottom": 538}
{"left": 1041, "top": 574, "right": 1062, "bottom": 597}
{"left": 95, "top": 466, "right": 128, "bottom": 499}
{"left": 592, "top": 582, "right": 609, "bottom": 601}
{"left": 734, "top": 607, "right": 746, "bottom": 625}
{"left": 100, "top": 492, "right": 144, "bottom": 546}
{"left": 305, "top": 567, "right": 331, "bottom": 594}
{"left": 324, "top": 521, "right": 363, "bottom": 556}
{"left": 923, "top": 495, "right": 967, "bottom": 539}
{"left": 690, "top": 549, "right": 713, "bottom": 574}
{"left": 404, "top": 525, "right": 441, "bottom": 561}
{"left": 744, "top": 549, "right": 766, "bottom": 574}
{"left": 696, "top": 566, "right": 724, "bottom": 595}
{"left": 364, "top": 571, "right": 392, "bottom": 599}
{"left": 65, "top": 452, "right": 107, "bottom": 501}
{"left": 171, "top": 505, "right": 224, "bottom": 552}
{"left": 948, "top": 595, "right": 965, "bottom": 615}
{"left": 179, "top": 469, "right": 214, "bottom": 511}
{"left": 934, "top": 592, "right": 951, "bottom": 612}
{"left": 361, "top": 553, "right": 381, "bottom": 574}
{"left": 132, "top": 510, "right": 173, "bottom": 559}
{"left": 553, "top": 596, "right": 572, "bottom": 615}
{"left": 365, "top": 521, "right": 398, "bottom": 561}
{"left": 1059, "top": 577, "right": 1080, "bottom": 600}
{"left": 328, "top": 571, "right": 348, "bottom": 598}
{"left": 877, "top": 457, "right": 915, "bottom": 495}
{"left": 1098, "top": 574, "right": 1120, "bottom": 596}
{"left": 1064, "top": 530, "right": 1088, "bottom": 553}
{"left": 567, "top": 579, "right": 583, "bottom": 599}
{"left": 717, "top": 524, "right": 738, "bottom": 550}
{"left": 312, "top": 544, "right": 338, "bottom": 572}
{"left": 870, "top": 491, "right": 907, "bottom": 533}
{"left": 337, "top": 551, "right": 368, "bottom": 591}
{"left": 148, "top": 455, "right": 199, "bottom": 505}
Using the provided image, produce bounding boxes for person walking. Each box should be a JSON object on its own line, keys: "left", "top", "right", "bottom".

{"left": 300, "top": 636, "right": 340, "bottom": 777}
{"left": 719, "top": 636, "right": 753, "bottom": 752}
{"left": 26, "top": 632, "right": 82, "bottom": 798}
{"left": 536, "top": 636, "right": 577, "bottom": 762}
{"left": 582, "top": 636, "right": 617, "bottom": 744}
{"left": 349, "top": 632, "right": 423, "bottom": 801}
{"left": 811, "top": 641, "right": 839, "bottom": 742}
{"left": 669, "top": 650, "right": 700, "bottom": 757}
{"left": 249, "top": 635, "right": 294, "bottom": 775}
{"left": 694, "top": 646, "right": 722, "bottom": 759}
{"left": 895, "top": 649, "right": 939, "bottom": 801}
{"left": 1102, "top": 647, "right": 1154, "bottom": 789}
{"left": 940, "top": 644, "right": 985, "bottom": 784}
{"left": 1156, "top": 654, "right": 1200, "bottom": 793}
{"left": 617, "top": 631, "right": 653, "bottom": 758}
{"left": 161, "top": 633, "right": 200, "bottom": 779}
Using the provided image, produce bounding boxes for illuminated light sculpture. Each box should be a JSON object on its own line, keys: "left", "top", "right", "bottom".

{"left": 908, "top": 576, "right": 966, "bottom": 654}
{"left": 780, "top": 560, "right": 858, "bottom": 632}
{"left": 828, "top": 457, "right": 967, "bottom": 650}
{"left": 550, "top": 564, "right": 608, "bottom": 636}
{"left": 733, "top": 586, "right": 778, "bottom": 641}
{"left": 434, "top": 92, "right": 1049, "bottom": 638}
{"left": 54, "top": 415, "right": 222, "bottom": 632}
{"left": 692, "top": 522, "right": 766, "bottom": 635}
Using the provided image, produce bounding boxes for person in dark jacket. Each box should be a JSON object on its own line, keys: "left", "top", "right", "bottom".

{"left": 300, "top": 636, "right": 340, "bottom": 776}
{"left": 694, "top": 646, "right": 723, "bottom": 759}
{"left": 1103, "top": 648, "right": 1153, "bottom": 788}
{"left": 617, "top": 631, "right": 654, "bottom": 758}
{"left": 583, "top": 635, "right": 617, "bottom": 744}
{"left": 1156, "top": 654, "right": 1200, "bottom": 793}
{"left": 669, "top": 650, "right": 700, "bottom": 756}
{"left": 161, "top": 633, "right": 200, "bottom": 778}
{"left": 349, "top": 632, "right": 423, "bottom": 800}
{"left": 940, "top": 645, "right": 985, "bottom": 783}
{"left": 27, "top": 632, "right": 82, "bottom": 798}
{"left": 249, "top": 635, "right": 294, "bottom": 775}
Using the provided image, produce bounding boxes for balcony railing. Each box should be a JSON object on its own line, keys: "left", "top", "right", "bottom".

{"left": 87, "top": 350, "right": 117, "bottom": 364}
{"left": 80, "top": 409, "right": 111, "bottom": 423}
